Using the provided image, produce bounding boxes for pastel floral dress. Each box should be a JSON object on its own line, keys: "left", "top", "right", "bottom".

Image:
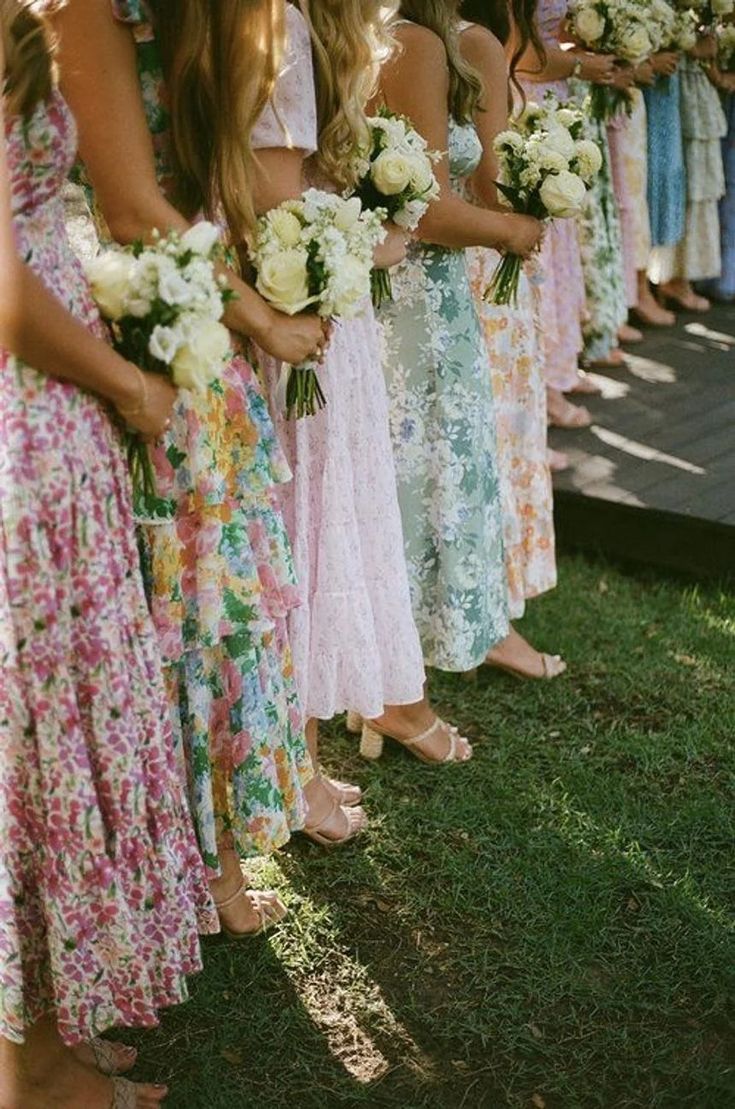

{"left": 644, "top": 73, "right": 686, "bottom": 282}
{"left": 702, "top": 92, "right": 735, "bottom": 300}
{"left": 608, "top": 91, "right": 651, "bottom": 306}
{"left": 253, "top": 7, "right": 426, "bottom": 719}
{"left": 519, "top": 0, "right": 586, "bottom": 392}
{"left": 0, "top": 89, "right": 214, "bottom": 1047}
{"left": 80, "top": 0, "right": 314, "bottom": 874}
{"left": 379, "top": 118, "right": 509, "bottom": 672}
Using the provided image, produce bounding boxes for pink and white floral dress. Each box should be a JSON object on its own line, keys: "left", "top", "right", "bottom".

{"left": 253, "top": 6, "right": 426, "bottom": 718}
{"left": 0, "top": 90, "right": 214, "bottom": 1047}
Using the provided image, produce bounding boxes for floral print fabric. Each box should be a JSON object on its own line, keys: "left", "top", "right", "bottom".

{"left": 378, "top": 121, "right": 509, "bottom": 672}
{"left": 0, "top": 90, "right": 214, "bottom": 1047}
{"left": 702, "top": 93, "right": 735, "bottom": 301}
{"left": 100, "top": 0, "right": 313, "bottom": 869}
{"left": 608, "top": 92, "right": 651, "bottom": 307}
{"left": 253, "top": 6, "right": 426, "bottom": 719}
{"left": 467, "top": 252, "right": 557, "bottom": 620}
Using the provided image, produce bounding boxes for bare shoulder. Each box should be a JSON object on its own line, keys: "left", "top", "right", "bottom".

{"left": 459, "top": 22, "right": 506, "bottom": 70}
{"left": 392, "top": 20, "right": 448, "bottom": 67}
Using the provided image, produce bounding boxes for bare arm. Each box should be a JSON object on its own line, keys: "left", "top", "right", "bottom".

{"left": 53, "top": 0, "right": 324, "bottom": 365}
{"left": 513, "top": 17, "right": 617, "bottom": 84}
{"left": 379, "top": 23, "right": 540, "bottom": 255}
{"left": 0, "top": 48, "right": 173, "bottom": 437}
{"left": 460, "top": 25, "right": 508, "bottom": 210}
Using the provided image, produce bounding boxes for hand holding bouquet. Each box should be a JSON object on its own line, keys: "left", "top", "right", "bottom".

{"left": 487, "top": 97, "right": 603, "bottom": 306}
{"left": 568, "top": 0, "right": 654, "bottom": 118}
{"left": 86, "top": 221, "right": 233, "bottom": 499}
{"left": 250, "top": 189, "right": 386, "bottom": 418}
{"left": 348, "top": 108, "right": 441, "bottom": 307}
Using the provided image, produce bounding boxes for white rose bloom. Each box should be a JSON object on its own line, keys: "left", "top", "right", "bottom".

{"left": 555, "top": 108, "right": 579, "bottom": 129}
{"left": 537, "top": 147, "right": 569, "bottom": 173}
{"left": 256, "top": 248, "right": 314, "bottom": 314}
{"left": 326, "top": 255, "right": 369, "bottom": 318}
{"left": 85, "top": 251, "right": 136, "bottom": 321}
{"left": 575, "top": 6, "right": 605, "bottom": 43}
{"left": 371, "top": 150, "right": 413, "bottom": 195}
{"left": 407, "top": 153, "right": 436, "bottom": 194}
{"left": 125, "top": 293, "right": 154, "bottom": 319}
{"left": 334, "top": 197, "right": 363, "bottom": 232}
{"left": 171, "top": 319, "right": 231, "bottom": 392}
{"left": 544, "top": 125, "right": 576, "bottom": 161}
{"left": 619, "top": 25, "right": 651, "bottom": 60}
{"left": 574, "top": 139, "right": 603, "bottom": 181}
{"left": 539, "top": 170, "right": 587, "bottom": 218}
{"left": 148, "top": 324, "right": 180, "bottom": 365}
{"left": 180, "top": 221, "right": 220, "bottom": 256}
{"left": 158, "top": 269, "right": 195, "bottom": 308}
{"left": 269, "top": 209, "right": 304, "bottom": 248}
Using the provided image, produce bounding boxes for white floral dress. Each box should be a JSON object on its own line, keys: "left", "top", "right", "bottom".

{"left": 378, "top": 120, "right": 509, "bottom": 672}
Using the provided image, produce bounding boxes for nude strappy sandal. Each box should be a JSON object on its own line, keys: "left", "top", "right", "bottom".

{"left": 347, "top": 713, "right": 472, "bottom": 764}
{"left": 302, "top": 791, "right": 367, "bottom": 847}
{"left": 487, "top": 653, "right": 567, "bottom": 680}
{"left": 111, "top": 1078, "right": 158, "bottom": 1108}
{"left": 214, "top": 881, "right": 287, "bottom": 939}
{"left": 323, "top": 776, "right": 362, "bottom": 808}
{"left": 87, "top": 1038, "right": 137, "bottom": 1076}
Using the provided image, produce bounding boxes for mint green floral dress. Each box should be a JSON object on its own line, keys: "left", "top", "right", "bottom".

{"left": 378, "top": 120, "right": 509, "bottom": 672}
{"left": 78, "top": 0, "right": 313, "bottom": 875}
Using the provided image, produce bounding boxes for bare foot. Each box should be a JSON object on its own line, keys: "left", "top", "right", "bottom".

{"left": 486, "top": 626, "right": 566, "bottom": 680}
{"left": 0, "top": 1045, "right": 166, "bottom": 1109}
{"left": 618, "top": 322, "right": 643, "bottom": 344}
{"left": 632, "top": 283, "right": 676, "bottom": 327}
{"left": 303, "top": 775, "right": 367, "bottom": 845}
{"left": 547, "top": 447, "right": 569, "bottom": 473}
{"left": 73, "top": 1039, "right": 137, "bottom": 1076}
{"left": 583, "top": 347, "right": 627, "bottom": 370}
{"left": 570, "top": 370, "right": 603, "bottom": 394}
{"left": 658, "top": 280, "right": 710, "bottom": 313}
{"left": 547, "top": 387, "right": 592, "bottom": 429}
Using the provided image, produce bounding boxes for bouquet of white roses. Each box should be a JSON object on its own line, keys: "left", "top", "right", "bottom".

{"left": 568, "top": 0, "right": 653, "bottom": 118}
{"left": 250, "top": 189, "right": 386, "bottom": 418}
{"left": 688, "top": 0, "right": 735, "bottom": 27}
{"left": 716, "top": 21, "right": 735, "bottom": 68}
{"left": 487, "top": 97, "right": 602, "bottom": 305}
{"left": 655, "top": 3, "right": 698, "bottom": 52}
{"left": 348, "top": 107, "right": 441, "bottom": 307}
{"left": 86, "top": 221, "right": 233, "bottom": 500}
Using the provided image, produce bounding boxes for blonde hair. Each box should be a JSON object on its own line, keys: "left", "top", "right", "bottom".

{"left": 0, "top": 0, "right": 56, "bottom": 119}
{"left": 297, "top": 0, "right": 391, "bottom": 190}
{"left": 151, "top": 0, "right": 284, "bottom": 245}
{"left": 398, "top": 0, "right": 483, "bottom": 123}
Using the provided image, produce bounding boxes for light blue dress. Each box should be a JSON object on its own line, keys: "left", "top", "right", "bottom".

{"left": 644, "top": 75, "right": 686, "bottom": 248}
{"left": 701, "top": 93, "right": 735, "bottom": 301}
{"left": 378, "top": 120, "right": 509, "bottom": 672}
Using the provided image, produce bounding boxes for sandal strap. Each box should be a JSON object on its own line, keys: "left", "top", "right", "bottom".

{"left": 111, "top": 1078, "right": 137, "bottom": 1109}
{"left": 304, "top": 793, "right": 340, "bottom": 837}
{"left": 214, "top": 879, "right": 248, "bottom": 912}
{"left": 401, "top": 717, "right": 444, "bottom": 748}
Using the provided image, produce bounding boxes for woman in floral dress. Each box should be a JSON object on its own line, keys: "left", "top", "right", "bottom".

{"left": 54, "top": 0, "right": 326, "bottom": 936}
{"left": 0, "top": 3, "right": 211, "bottom": 1104}
{"left": 250, "top": 1, "right": 473, "bottom": 785}
{"left": 701, "top": 76, "right": 735, "bottom": 302}
{"left": 644, "top": 54, "right": 687, "bottom": 293}
{"left": 376, "top": 2, "right": 542, "bottom": 678}
{"left": 456, "top": 11, "right": 564, "bottom": 679}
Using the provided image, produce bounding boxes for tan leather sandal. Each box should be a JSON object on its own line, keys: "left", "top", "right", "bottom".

{"left": 214, "top": 881, "right": 287, "bottom": 939}
{"left": 348, "top": 713, "right": 472, "bottom": 764}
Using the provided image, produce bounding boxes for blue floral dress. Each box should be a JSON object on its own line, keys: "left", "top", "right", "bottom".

{"left": 644, "top": 75, "right": 686, "bottom": 250}
{"left": 378, "top": 120, "right": 509, "bottom": 672}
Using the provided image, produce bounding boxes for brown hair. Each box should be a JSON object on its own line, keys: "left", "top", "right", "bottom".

{"left": 150, "top": 0, "right": 284, "bottom": 243}
{"left": 397, "top": 0, "right": 483, "bottom": 123}
{"left": 298, "top": 0, "right": 390, "bottom": 190}
{"left": 1, "top": 0, "right": 56, "bottom": 119}
{"left": 459, "top": 0, "right": 546, "bottom": 98}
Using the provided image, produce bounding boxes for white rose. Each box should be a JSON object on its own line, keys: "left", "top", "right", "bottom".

{"left": 575, "top": 6, "right": 606, "bottom": 43}
{"left": 148, "top": 324, "right": 180, "bottom": 365}
{"left": 268, "top": 209, "right": 304, "bottom": 248}
{"left": 171, "top": 319, "right": 231, "bottom": 392}
{"left": 326, "top": 255, "right": 369, "bottom": 318}
{"left": 256, "top": 248, "right": 315, "bottom": 314}
{"left": 574, "top": 138, "right": 603, "bottom": 181}
{"left": 537, "top": 147, "right": 569, "bottom": 173}
{"left": 125, "top": 292, "right": 154, "bottom": 318}
{"left": 554, "top": 108, "right": 579, "bottom": 129}
{"left": 544, "top": 125, "right": 576, "bottom": 161}
{"left": 180, "top": 221, "right": 220, "bottom": 256}
{"left": 407, "top": 154, "right": 436, "bottom": 194}
{"left": 619, "top": 25, "right": 651, "bottom": 60}
{"left": 539, "top": 170, "right": 587, "bottom": 217}
{"left": 334, "top": 197, "right": 363, "bottom": 232}
{"left": 158, "top": 269, "right": 194, "bottom": 308}
{"left": 85, "top": 251, "right": 136, "bottom": 321}
{"left": 371, "top": 150, "right": 413, "bottom": 195}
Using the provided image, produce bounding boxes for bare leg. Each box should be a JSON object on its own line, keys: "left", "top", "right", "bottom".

{"left": 209, "top": 849, "right": 286, "bottom": 936}
{"left": 658, "top": 278, "right": 711, "bottom": 313}
{"left": 303, "top": 719, "right": 367, "bottom": 843}
{"left": 634, "top": 271, "right": 675, "bottom": 326}
{"left": 370, "top": 690, "right": 472, "bottom": 763}
{"left": 0, "top": 1017, "right": 166, "bottom": 1109}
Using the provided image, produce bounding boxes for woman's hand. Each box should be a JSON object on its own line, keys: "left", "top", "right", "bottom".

{"left": 575, "top": 51, "right": 618, "bottom": 84}
{"left": 254, "top": 307, "right": 328, "bottom": 365}
{"left": 374, "top": 222, "right": 409, "bottom": 269}
{"left": 499, "top": 214, "right": 544, "bottom": 258}
{"left": 610, "top": 63, "right": 636, "bottom": 90}
{"left": 633, "top": 59, "right": 655, "bottom": 86}
{"left": 651, "top": 51, "right": 679, "bottom": 77}
{"left": 690, "top": 34, "right": 717, "bottom": 62}
{"left": 116, "top": 368, "right": 177, "bottom": 440}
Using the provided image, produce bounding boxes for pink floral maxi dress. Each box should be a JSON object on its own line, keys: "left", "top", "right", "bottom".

{"left": 519, "top": 0, "right": 586, "bottom": 392}
{"left": 252, "top": 6, "right": 426, "bottom": 719}
{"left": 0, "top": 91, "right": 215, "bottom": 1047}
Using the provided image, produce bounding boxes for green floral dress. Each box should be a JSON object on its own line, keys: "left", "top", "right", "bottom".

{"left": 378, "top": 120, "right": 509, "bottom": 672}
{"left": 79, "top": 0, "right": 313, "bottom": 875}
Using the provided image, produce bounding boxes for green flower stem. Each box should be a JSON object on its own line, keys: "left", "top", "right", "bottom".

{"left": 485, "top": 253, "right": 523, "bottom": 308}
{"left": 371, "top": 268, "right": 394, "bottom": 309}
{"left": 286, "top": 363, "right": 327, "bottom": 420}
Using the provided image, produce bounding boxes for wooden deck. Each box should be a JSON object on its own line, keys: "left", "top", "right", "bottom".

{"left": 550, "top": 301, "right": 735, "bottom": 579}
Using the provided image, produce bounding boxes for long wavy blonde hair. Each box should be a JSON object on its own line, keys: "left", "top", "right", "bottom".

{"left": 398, "top": 0, "right": 483, "bottom": 123}
{"left": 1, "top": 0, "right": 57, "bottom": 119}
{"left": 151, "top": 0, "right": 284, "bottom": 244}
{"left": 297, "top": 0, "right": 391, "bottom": 190}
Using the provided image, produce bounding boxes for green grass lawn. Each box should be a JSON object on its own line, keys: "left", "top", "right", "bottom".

{"left": 128, "top": 553, "right": 735, "bottom": 1108}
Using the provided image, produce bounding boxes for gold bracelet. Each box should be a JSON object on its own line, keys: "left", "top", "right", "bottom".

{"left": 117, "top": 365, "right": 148, "bottom": 421}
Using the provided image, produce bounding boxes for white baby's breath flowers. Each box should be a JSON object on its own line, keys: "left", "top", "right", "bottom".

{"left": 180, "top": 221, "right": 220, "bottom": 256}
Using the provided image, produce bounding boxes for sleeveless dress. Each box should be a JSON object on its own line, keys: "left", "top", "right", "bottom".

{"left": 519, "top": 0, "right": 586, "bottom": 392}
{"left": 379, "top": 117, "right": 509, "bottom": 671}
{"left": 0, "top": 89, "right": 213, "bottom": 1047}
{"left": 252, "top": 6, "right": 426, "bottom": 719}
{"left": 84, "top": 0, "right": 313, "bottom": 873}
{"left": 644, "top": 74, "right": 686, "bottom": 281}
{"left": 701, "top": 92, "right": 735, "bottom": 301}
